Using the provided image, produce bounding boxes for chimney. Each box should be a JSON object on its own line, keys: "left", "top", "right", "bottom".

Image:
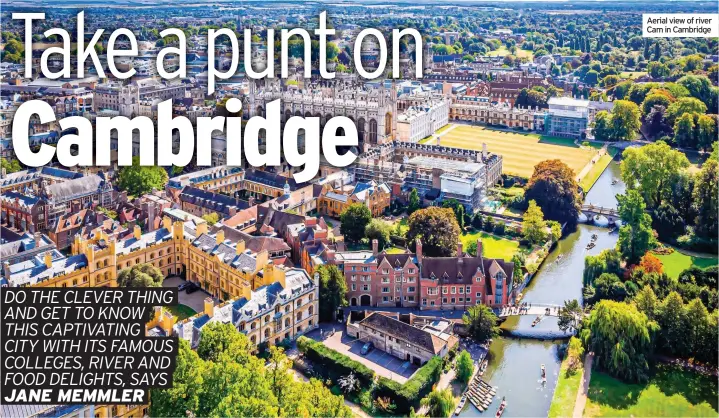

{"left": 313, "top": 272, "right": 319, "bottom": 288}
{"left": 133, "top": 224, "right": 141, "bottom": 240}
{"left": 44, "top": 252, "right": 53, "bottom": 269}
{"left": 372, "top": 239, "right": 378, "bottom": 256}
{"left": 147, "top": 203, "right": 156, "bottom": 232}
{"left": 203, "top": 297, "right": 214, "bottom": 318}
{"left": 476, "top": 238, "right": 483, "bottom": 258}
{"left": 228, "top": 206, "right": 237, "bottom": 217}
{"left": 457, "top": 242, "right": 463, "bottom": 258}
{"left": 162, "top": 216, "right": 172, "bottom": 231}
{"left": 248, "top": 196, "right": 255, "bottom": 207}
{"left": 1, "top": 167, "right": 6, "bottom": 178}
{"left": 34, "top": 232, "right": 42, "bottom": 248}
{"left": 235, "top": 239, "right": 246, "bottom": 255}
{"left": 415, "top": 239, "right": 423, "bottom": 265}
{"left": 2, "top": 261, "right": 11, "bottom": 278}
{"left": 215, "top": 229, "right": 225, "bottom": 245}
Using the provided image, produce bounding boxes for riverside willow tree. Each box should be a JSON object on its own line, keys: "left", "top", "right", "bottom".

{"left": 117, "top": 157, "right": 169, "bottom": 197}
{"left": 150, "top": 329, "right": 352, "bottom": 417}
{"left": 339, "top": 203, "right": 372, "bottom": 243}
{"left": 525, "top": 159, "right": 580, "bottom": 230}
{"left": 420, "top": 388, "right": 455, "bottom": 418}
{"left": 463, "top": 304, "right": 500, "bottom": 343}
{"left": 581, "top": 300, "right": 658, "bottom": 383}
{"left": 406, "top": 207, "right": 460, "bottom": 257}
{"left": 317, "top": 265, "right": 348, "bottom": 322}
{"left": 116, "top": 263, "right": 164, "bottom": 287}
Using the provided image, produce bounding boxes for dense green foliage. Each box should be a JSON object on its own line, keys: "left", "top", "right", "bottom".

{"left": 316, "top": 265, "right": 348, "bottom": 322}
{"left": 339, "top": 203, "right": 372, "bottom": 243}
{"left": 296, "top": 336, "right": 374, "bottom": 387}
{"left": 407, "top": 207, "right": 461, "bottom": 257}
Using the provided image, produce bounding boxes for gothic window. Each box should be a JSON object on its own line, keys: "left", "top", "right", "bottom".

{"left": 369, "top": 119, "right": 377, "bottom": 144}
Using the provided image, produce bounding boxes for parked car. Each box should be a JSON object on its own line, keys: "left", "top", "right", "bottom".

{"left": 361, "top": 342, "right": 373, "bottom": 355}
{"left": 185, "top": 283, "right": 199, "bottom": 294}
{"left": 178, "top": 282, "right": 190, "bottom": 291}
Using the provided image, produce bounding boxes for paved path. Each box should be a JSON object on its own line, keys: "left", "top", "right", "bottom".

{"left": 575, "top": 145, "right": 607, "bottom": 183}
{"left": 424, "top": 123, "right": 459, "bottom": 145}
{"left": 572, "top": 352, "right": 594, "bottom": 418}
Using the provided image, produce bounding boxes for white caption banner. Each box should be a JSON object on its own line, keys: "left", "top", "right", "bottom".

{"left": 643, "top": 14, "right": 719, "bottom": 38}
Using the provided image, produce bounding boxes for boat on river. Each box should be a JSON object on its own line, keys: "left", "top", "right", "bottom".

{"left": 531, "top": 315, "right": 544, "bottom": 327}
{"left": 454, "top": 395, "right": 466, "bottom": 415}
{"left": 495, "top": 397, "right": 507, "bottom": 418}
{"left": 479, "top": 359, "right": 488, "bottom": 376}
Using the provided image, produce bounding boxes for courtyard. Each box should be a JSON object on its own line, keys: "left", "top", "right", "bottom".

{"left": 304, "top": 324, "right": 418, "bottom": 383}
{"left": 433, "top": 124, "right": 598, "bottom": 178}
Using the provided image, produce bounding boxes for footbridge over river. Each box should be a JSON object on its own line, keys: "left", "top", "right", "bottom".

{"left": 497, "top": 304, "right": 562, "bottom": 319}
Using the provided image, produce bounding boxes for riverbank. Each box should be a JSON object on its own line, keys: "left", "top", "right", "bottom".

{"left": 548, "top": 356, "right": 585, "bottom": 418}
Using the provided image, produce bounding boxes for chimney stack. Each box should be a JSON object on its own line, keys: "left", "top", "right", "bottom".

{"left": 476, "top": 238, "right": 483, "bottom": 258}
{"left": 415, "top": 239, "right": 423, "bottom": 265}
{"left": 372, "top": 239, "right": 378, "bottom": 256}
{"left": 133, "top": 224, "right": 141, "bottom": 240}
{"left": 457, "top": 242, "right": 463, "bottom": 258}
{"left": 204, "top": 297, "right": 214, "bottom": 318}
{"left": 34, "top": 232, "right": 42, "bottom": 248}
{"left": 216, "top": 229, "right": 225, "bottom": 245}
{"left": 44, "top": 252, "right": 53, "bottom": 269}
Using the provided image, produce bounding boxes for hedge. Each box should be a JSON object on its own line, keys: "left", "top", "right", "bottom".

{"left": 374, "top": 356, "right": 443, "bottom": 414}
{"left": 296, "top": 336, "right": 375, "bottom": 387}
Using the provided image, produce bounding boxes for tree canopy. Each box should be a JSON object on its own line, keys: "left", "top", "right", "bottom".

{"left": 317, "top": 265, "right": 348, "bottom": 322}
{"left": 116, "top": 263, "right": 164, "bottom": 287}
{"left": 406, "top": 207, "right": 461, "bottom": 257}
{"left": 462, "top": 304, "right": 500, "bottom": 343}
{"left": 620, "top": 141, "right": 690, "bottom": 208}
{"left": 525, "top": 159, "right": 581, "bottom": 229}
{"left": 118, "top": 157, "right": 169, "bottom": 197}
{"left": 339, "top": 203, "right": 372, "bottom": 243}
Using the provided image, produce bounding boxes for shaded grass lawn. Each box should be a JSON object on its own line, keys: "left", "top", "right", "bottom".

{"left": 438, "top": 125, "right": 595, "bottom": 178}
{"left": 584, "top": 365, "right": 718, "bottom": 417}
{"left": 655, "top": 250, "right": 718, "bottom": 279}
{"left": 460, "top": 230, "right": 520, "bottom": 261}
{"left": 549, "top": 359, "right": 584, "bottom": 418}
{"left": 166, "top": 304, "right": 197, "bottom": 320}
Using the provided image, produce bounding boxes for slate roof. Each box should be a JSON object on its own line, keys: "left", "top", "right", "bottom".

{"left": 360, "top": 312, "right": 446, "bottom": 354}
{"left": 244, "top": 169, "right": 300, "bottom": 190}
{"left": 44, "top": 174, "right": 108, "bottom": 202}
{"left": 179, "top": 186, "right": 248, "bottom": 215}
{"left": 7, "top": 250, "right": 88, "bottom": 287}
{"left": 192, "top": 233, "right": 257, "bottom": 272}
{"left": 174, "top": 268, "right": 315, "bottom": 348}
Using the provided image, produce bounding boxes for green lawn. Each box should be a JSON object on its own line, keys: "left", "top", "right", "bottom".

{"left": 584, "top": 366, "right": 718, "bottom": 417}
{"left": 460, "top": 230, "right": 520, "bottom": 261}
{"left": 385, "top": 246, "right": 408, "bottom": 254}
{"left": 580, "top": 154, "right": 614, "bottom": 192}
{"left": 549, "top": 359, "right": 584, "bottom": 418}
{"left": 438, "top": 124, "right": 596, "bottom": 178}
{"left": 655, "top": 250, "right": 718, "bottom": 279}
{"left": 166, "top": 304, "right": 197, "bottom": 320}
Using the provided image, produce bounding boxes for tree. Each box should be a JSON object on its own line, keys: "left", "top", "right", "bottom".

{"left": 565, "top": 336, "right": 585, "bottom": 375}
{"left": 641, "top": 92, "right": 672, "bottom": 116}
{"left": 525, "top": 160, "right": 581, "bottom": 229}
{"left": 365, "top": 218, "right": 392, "bottom": 250}
{"left": 593, "top": 273, "right": 627, "bottom": 301}
{"left": 442, "top": 199, "right": 466, "bottom": 230}
{"left": 522, "top": 200, "right": 547, "bottom": 245}
{"left": 406, "top": 207, "right": 460, "bottom": 257}
{"left": 591, "top": 111, "right": 612, "bottom": 141}
{"left": 116, "top": 263, "right": 164, "bottom": 287}
{"left": 696, "top": 115, "right": 718, "bottom": 151}
{"left": 656, "top": 291, "right": 690, "bottom": 357}
{"left": 608, "top": 100, "right": 642, "bottom": 141}
{"left": 117, "top": 157, "right": 169, "bottom": 196}
{"left": 639, "top": 253, "right": 663, "bottom": 274}
{"left": 666, "top": 97, "right": 707, "bottom": 126}
{"left": 693, "top": 157, "right": 718, "bottom": 242}
{"left": 620, "top": 141, "right": 690, "bottom": 208}
{"left": 557, "top": 299, "right": 583, "bottom": 333}
{"left": 339, "top": 203, "right": 372, "bottom": 243}
{"left": 583, "top": 249, "right": 621, "bottom": 286}
{"left": 674, "top": 112, "right": 696, "bottom": 149}
{"left": 420, "top": 389, "right": 455, "bottom": 418}
{"left": 455, "top": 350, "right": 474, "bottom": 384}
{"left": 317, "top": 265, "right": 348, "bottom": 322}
{"left": 408, "top": 188, "right": 421, "bottom": 214}
{"left": 581, "top": 300, "right": 657, "bottom": 383}
{"left": 197, "top": 322, "right": 252, "bottom": 363}
{"left": 0, "top": 158, "right": 22, "bottom": 174}
{"left": 202, "top": 212, "right": 220, "bottom": 225}
{"left": 149, "top": 339, "right": 204, "bottom": 417}
{"left": 617, "top": 190, "right": 656, "bottom": 264}
{"left": 463, "top": 304, "right": 500, "bottom": 343}
{"left": 633, "top": 285, "right": 659, "bottom": 320}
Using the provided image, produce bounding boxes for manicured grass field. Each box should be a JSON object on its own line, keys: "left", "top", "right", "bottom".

{"left": 655, "top": 250, "right": 718, "bottom": 279}
{"left": 549, "top": 359, "right": 584, "bottom": 418}
{"left": 166, "top": 304, "right": 197, "bottom": 320}
{"left": 460, "top": 230, "right": 520, "bottom": 261}
{"left": 583, "top": 366, "right": 718, "bottom": 417}
{"left": 579, "top": 154, "right": 614, "bottom": 192}
{"left": 437, "top": 125, "right": 596, "bottom": 178}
